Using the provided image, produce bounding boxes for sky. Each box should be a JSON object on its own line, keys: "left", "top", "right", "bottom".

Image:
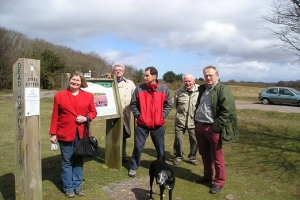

{"left": 0, "top": 0, "right": 298, "bottom": 82}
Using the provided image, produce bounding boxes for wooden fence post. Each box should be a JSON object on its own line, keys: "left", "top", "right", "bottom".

{"left": 13, "top": 58, "right": 42, "bottom": 200}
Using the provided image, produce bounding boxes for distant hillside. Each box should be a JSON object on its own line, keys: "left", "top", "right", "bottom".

{"left": 0, "top": 27, "right": 141, "bottom": 89}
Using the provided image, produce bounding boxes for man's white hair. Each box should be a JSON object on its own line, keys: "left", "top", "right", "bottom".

{"left": 182, "top": 73, "right": 195, "bottom": 81}
{"left": 112, "top": 63, "right": 125, "bottom": 70}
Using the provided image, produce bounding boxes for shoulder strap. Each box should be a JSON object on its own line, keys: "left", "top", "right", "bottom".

{"left": 84, "top": 120, "right": 90, "bottom": 137}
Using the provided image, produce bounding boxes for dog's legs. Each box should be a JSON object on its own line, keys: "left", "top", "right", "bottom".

{"left": 159, "top": 186, "right": 164, "bottom": 200}
{"left": 149, "top": 175, "right": 154, "bottom": 200}
{"left": 169, "top": 189, "right": 172, "bottom": 200}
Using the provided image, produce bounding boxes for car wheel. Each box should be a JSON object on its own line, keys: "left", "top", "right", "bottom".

{"left": 262, "top": 98, "right": 270, "bottom": 105}
{"left": 297, "top": 101, "right": 300, "bottom": 107}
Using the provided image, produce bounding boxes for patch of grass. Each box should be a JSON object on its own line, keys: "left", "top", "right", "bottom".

{"left": 0, "top": 89, "right": 12, "bottom": 95}
{"left": 0, "top": 90, "right": 300, "bottom": 199}
{"left": 170, "top": 84, "right": 264, "bottom": 102}
{"left": 228, "top": 84, "right": 264, "bottom": 102}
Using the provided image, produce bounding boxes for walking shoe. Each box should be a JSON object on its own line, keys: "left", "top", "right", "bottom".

{"left": 209, "top": 185, "right": 223, "bottom": 194}
{"left": 74, "top": 188, "right": 85, "bottom": 196}
{"left": 65, "top": 190, "right": 75, "bottom": 198}
{"left": 173, "top": 158, "right": 181, "bottom": 165}
{"left": 128, "top": 169, "right": 136, "bottom": 177}
{"left": 188, "top": 160, "right": 198, "bottom": 166}
{"left": 193, "top": 177, "right": 212, "bottom": 184}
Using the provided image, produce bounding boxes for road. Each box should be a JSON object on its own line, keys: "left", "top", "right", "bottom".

{"left": 4, "top": 90, "right": 300, "bottom": 113}
{"left": 235, "top": 101, "right": 300, "bottom": 113}
{"left": 36, "top": 91, "right": 300, "bottom": 113}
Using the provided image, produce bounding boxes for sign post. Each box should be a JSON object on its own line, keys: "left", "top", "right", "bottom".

{"left": 13, "top": 58, "right": 42, "bottom": 200}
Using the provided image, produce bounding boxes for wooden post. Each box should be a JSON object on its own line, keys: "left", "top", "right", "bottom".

{"left": 13, "top": 58, "right": 42, "bottom": 200}
{"left": 60, "top": 73, "right": 70, "bottom": 90}
{"left": 105, "top": 75, "right": 122, "bottom": 168}
{"left": 104, "top": 75, "right": 123, "bottom": 168}
{"left": 105, "top": 117, "right": 123, "bottom": 168}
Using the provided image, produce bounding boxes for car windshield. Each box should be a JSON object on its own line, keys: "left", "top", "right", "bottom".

{"left": 289, "top": 88, "right": 300, "bottom": 95}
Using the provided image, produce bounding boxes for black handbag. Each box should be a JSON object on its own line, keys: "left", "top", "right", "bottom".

{"left": 73, "top": 119, "right": 100, "bottom": 158}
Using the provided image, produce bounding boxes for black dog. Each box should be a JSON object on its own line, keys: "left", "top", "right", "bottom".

{"left": 149, "top": 160, "right": 175, "bottom": 200}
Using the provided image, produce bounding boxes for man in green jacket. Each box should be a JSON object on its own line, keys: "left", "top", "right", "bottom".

{"left": 173, "top": 74, "right": 199, "bottom": 166}
{"left": 193, "top": 66, "right": 239, "bottom": 194}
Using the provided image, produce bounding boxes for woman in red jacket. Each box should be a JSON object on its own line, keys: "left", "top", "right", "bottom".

{"left": 49, "top": 71, "right": 97, "bottom": 198}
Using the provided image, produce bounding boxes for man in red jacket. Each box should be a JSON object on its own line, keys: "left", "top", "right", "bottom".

{"left": 128, "top": 66, "right": 172, "bottom": 177}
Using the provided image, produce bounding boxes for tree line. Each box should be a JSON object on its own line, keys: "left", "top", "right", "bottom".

{"left": 0, "top": 27, "right": 201, "bottom": 90}
{"left": 0, "top": 27, "right": 144, "bottom": 90}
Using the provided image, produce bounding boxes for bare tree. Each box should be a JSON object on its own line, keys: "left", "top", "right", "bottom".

{"left": 262, "top": 0, "right": 300, "bottom": 58}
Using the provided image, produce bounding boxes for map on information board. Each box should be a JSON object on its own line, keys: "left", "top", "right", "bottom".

{"left": 82, "top": 82, "right": 117, "bottom": 117}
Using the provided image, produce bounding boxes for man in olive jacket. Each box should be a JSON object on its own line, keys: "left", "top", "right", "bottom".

{"left": 173, "top": 74, "right": 199, "bottom": 166}
{"left": 193, "top": 66, "right": 238, "bottom": 195}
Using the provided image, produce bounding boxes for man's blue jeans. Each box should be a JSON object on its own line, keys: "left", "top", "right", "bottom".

{"left": 59, "top": 134, "right": 84, "bottom": 192}
{"left": 130, "top": 125, "right": 165, "bottom": 170}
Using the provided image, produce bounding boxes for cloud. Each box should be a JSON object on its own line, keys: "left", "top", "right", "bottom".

{"left": 0, "top": 0, "right": 298, "bottom": 82}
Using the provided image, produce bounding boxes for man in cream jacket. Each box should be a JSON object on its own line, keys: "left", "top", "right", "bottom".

{"left": 112, "top": 63, "right": 136, "bottom": 163}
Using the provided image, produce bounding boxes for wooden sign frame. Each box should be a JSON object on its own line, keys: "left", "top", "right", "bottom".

{"left": 84, "top": 77, "right": 123, "bottom": 120}
{"left": 61, "top": 73, "right": 124, "bottom": 169}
